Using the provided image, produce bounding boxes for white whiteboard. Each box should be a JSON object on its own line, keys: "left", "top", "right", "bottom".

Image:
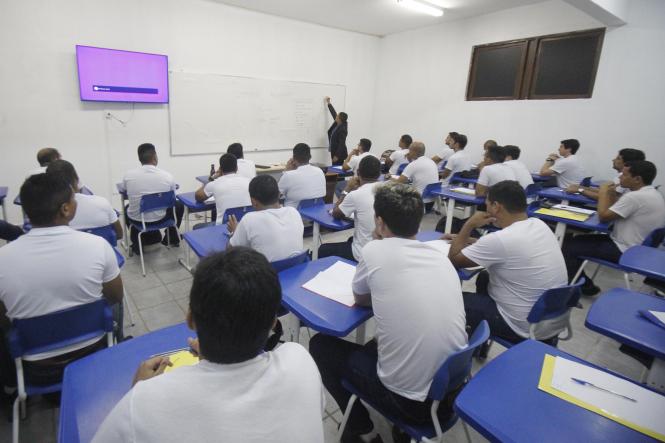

{"left": 168, "top": 71, "right": 346, "bottom": 155}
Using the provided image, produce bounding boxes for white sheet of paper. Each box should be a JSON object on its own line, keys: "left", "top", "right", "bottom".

{"left": 204, "top": 196, "right": 215, "bottom": 203}
{"left": 553, "top": 204, "right": 596, "bottom": 215}
{"left": 650, "top": 311, "right": 665, "bottom": 325}
{"left": 302, "top": 261, "right": 356, "bottom": 307}
{"left": 550, "top": 356, "right": 665, "bottom": 436}
{"left": 450, "top": 187, "right": 476, "bottom": 196}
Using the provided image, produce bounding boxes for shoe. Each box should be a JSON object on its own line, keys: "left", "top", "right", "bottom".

{"left": 474, "top": 339, "right": 493, "bottom": 360}
{"left": 392, "top": 425, "right": 410, "bottom": 443}
{"left": 340, "top": 423, "right": 374, "bottom": 443}
{"left": 581, "top": 282, "right": 601, "bottom": 296}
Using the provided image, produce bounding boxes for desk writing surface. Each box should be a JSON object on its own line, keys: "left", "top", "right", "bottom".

{"left": 537, "top": 187, "right": 597, "bottom": 206}
{"left": 619, "top": 246, "right": 665, "bottom": 282}
{"left": 177, "top": 192, "right": 215, "bottom": 212}
{"left": 432, "top": 186, "right": 485, "bottom": 206}
{"left": 298, "top": 203, "right": 353, "bottom": 230}
{"left": 527, "top": 202, "right": 609, "bottom": 232}
{"left": 182, "top": 224, "right": 230, "bottom": 258}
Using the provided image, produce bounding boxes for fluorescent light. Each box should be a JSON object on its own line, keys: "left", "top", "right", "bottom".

{"left": 397, "top": 0, "right": 444, "bottom": 17}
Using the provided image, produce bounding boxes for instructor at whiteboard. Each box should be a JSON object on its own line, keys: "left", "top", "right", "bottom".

{"left": 325, "top": 96, "right": 348, "bottom": 166}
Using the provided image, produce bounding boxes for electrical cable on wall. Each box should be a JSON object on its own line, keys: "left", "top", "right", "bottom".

{"left": 104, "top": 103, "right": 135, "bottom": 126}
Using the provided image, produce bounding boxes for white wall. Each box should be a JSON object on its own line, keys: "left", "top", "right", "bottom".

{"left": 370, "top": 0, "right": 665, "bottom": 188}
{"left": 0, "top": 0, "right": 379, "bottom": 223}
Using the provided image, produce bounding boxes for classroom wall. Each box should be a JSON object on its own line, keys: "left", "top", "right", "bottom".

{"left": 370, "top": 0, "right": 665, "bottom": 187}
{"left": 0, "top": 0, "right": 379, "bottom": 223}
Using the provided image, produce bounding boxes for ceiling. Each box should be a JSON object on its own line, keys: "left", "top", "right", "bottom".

{"left": 210, "top": 0, "right": 547, "bottom": 37}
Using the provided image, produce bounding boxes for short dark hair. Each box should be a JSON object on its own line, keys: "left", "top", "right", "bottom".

{"left": 453, "top": 133, "right": 468, "bottom": 149}
{"left": 37, "top": 148, "right": 61, "bottom": 166}
{"left": 618, "top": 148, "right": 645, "bottom": 163}
{"left": 625, "top": 160, "right": 657, "bottom": 185}
{"left": 20, "top": 173, "right": 73, "bottom": 226}
{"left": 487, "top": 181, "right": 527, "bottom": 213}
{"left": 486, "top": 145, "right": 506, "bottom": 164}
{"left": 293, "top": 143, "right": 311, "bottom": 163}
{"left": 227, "top": 143, "right": 244, "bottom": 159}
{"left": 503, "top": 145, "right": 521, "bottom": 160}
{"left": 373, "top": 183, "right": 423, "bottom": 237}
{"left": 189, "top": 248, "right": 281, "bottom": 364}
{"left": 400, "top": 134, "right": 413, "bottom": 146}
{"left": 359, "top": 138, "right": 372, "bottom": 152}
{"left": 46, "top": 160, "right": 79, "bottom": 189}
{"left": 561, "top": 139, "right": 580, "bottom": 154}
{"left": 218, "top": 153, "right": 238, "bottom": 174}
{"left": 249, "top": 175, "right": 279, "bottom": 205}
{"left": 358, "top": 156, "right": 381, "bottom": 180}
{"left": 338, "top": 112, "right": 348, "bottom": 123}
{"left": 137, "top": 143, "right": 156, "bottom": 164}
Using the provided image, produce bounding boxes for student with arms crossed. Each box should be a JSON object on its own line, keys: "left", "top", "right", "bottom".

{"left": 431, "top": 132, "right": 459, "bottom": 166}
{"left": 539, "top": 138, "right": 586, "bottom": 188}
{"left": 93, "top": 248, "right": 325, "bottom": 443}
{"left": 384, "top": 134, "right": 412, "bottom": 176}
{"left": 310, "top": 183, "right": 467, "bottom": 443}
{"left": 278, "top": 143, "right": 326, "bottom": 208}
{"left": 195, "top": 153, "right": 251, "bottom": 225}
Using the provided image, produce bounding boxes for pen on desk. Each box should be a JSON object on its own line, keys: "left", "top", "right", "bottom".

{"left": 150, "top": 347, "right": 192, "bottom": 358}
{"left": 570, "top": 378, "right": 637, "bottom": 402}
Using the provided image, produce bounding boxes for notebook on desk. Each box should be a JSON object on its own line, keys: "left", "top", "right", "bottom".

{"left": 534, "top": 207, "right": 592, "bottom": 222}
{"left": 450, "top": 187, "right": 476, "bottom": 196}
{"left": 302, "top": 261, "right": 356, "bottom": 307}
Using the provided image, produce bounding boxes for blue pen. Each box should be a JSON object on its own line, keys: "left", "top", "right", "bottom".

{"left": 570, "top": 378, "right": 637, "bottom": 402}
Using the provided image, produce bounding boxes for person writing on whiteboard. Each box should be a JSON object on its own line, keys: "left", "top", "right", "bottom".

{"left": 325, "top": 96, "right": 348, "bottom": 165}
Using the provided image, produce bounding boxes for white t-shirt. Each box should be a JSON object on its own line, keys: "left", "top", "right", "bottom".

{"left": 203, "top": 173, "right": 252, "bottom": 225}
{"left": 504, "top": 160, "right": 534, "bottom": 189}
{"left": 69, "top": 193, "right": 118, "bottom": 231}
{"left": 338, "top": 182, "right": 378, "bottom": 261}
{"left": 229, "top": 207, "right": 304, "bottom": 262}
{"left": 462, "top": 218, "right": 567, "bottom": 337}
{"left": 402, "top": 156, "right": 439, "bottom": 200}
{"left": 119, "top": 165, "right": 177, "bottom": 222}
{"left": 352, "top": 238, "right": 467, "bottom": 401}
{"left": 92, "top": 343, "right": 325, "bottom": 443}
{"left": 610, "top": 185, "right": 665, "bottom": 252}
{"left": 237, "top": 158, "right": 257, "bottom": 179}
{"left": 443, "top": 150, "right": 473, "bottom": 183}
{"left": 477, "top": 163, "right": 517, "bottom": 188}
{"left": 439, "top": 147, "right": 455, "bottom": 163}
{"left": 550, "top": 155, "right": 587, "bottom": 189}
{"left": 388, "top": 149, "right": 409, "bottom": 175}
{"left": 347, "top": 152, "right": 375, "bottom": 175}
{"left": 613, "top": 173, "right": 628, "bottom": 194}
{"left": 278, "top": 164, "right": 326, "bottom": 208}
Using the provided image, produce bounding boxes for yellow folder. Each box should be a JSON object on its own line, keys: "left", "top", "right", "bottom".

{"left": 534, "top": 208, "right": 590, "bottom": 222}
{"left": 163, "top": 350, "right": 200, "bottom": 373}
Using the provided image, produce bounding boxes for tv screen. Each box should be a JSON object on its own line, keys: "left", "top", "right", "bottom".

{"left": 76, "top": 45, "right": 169, "bottom": 103}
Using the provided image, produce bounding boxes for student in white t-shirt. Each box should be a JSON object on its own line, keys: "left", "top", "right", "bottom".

{"left": 195, "top": 153, "right": 251, "bottom": 225}
{"left": 227, "top": 142, "right": 256, "bottom": 179}
{"left": 26, "top": 147, "right": 61, "bottom": 177}
{"left": 385, "top": 134, "right": 412, "bottom": 175}
{"left": 431, "top": 132, "right": 458, "bottom": 166}
{"left": 310, "top": 183, "right": 467, "bottom": 442}
{"left": 342, "top": 138, "right": 373, "bottom": 175}
{"left": 564, "top": 161, "right": 665, "bottom": 295}
{"left": 539, "top": 138, "right": 587, "bottom": 188}
{"left": 503, "top": 145, "right": 534, "bottom": 189}
{"left": 395, "top": 141, "right": 439, "bottom": 201}
{"left": 46, "top": 160, "right": 122, "bottom": 240}
{"left": 440, "top": 133, "right": 473, "bottom": 184}
{"left": 227, "top": 175, "right": 304, "bottom": 262}
{"left": 475, "top": 146, "right": 517, "bottom": 197}
{"left": 319, "top": 156, "right": 381, "bottom": 261}
{"left": 448, "top": 181, "right": 567, "bottom": 346}
{"left": 93, "top": 248, "right": 325, "bottom": 443}
{"left": 278, "top": 143, "right": 326, "bottom": 208}
{"left": 565, "top": 148, "right": 645, "bottom": 200}
{"left": 471, "top": 139, "right": 498, "bottom": 174}
{"left": 0, "top": 173, "right": 124, "bottom": 385}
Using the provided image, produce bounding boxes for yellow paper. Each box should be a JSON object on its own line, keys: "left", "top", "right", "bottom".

{"left": 535, "top": 208, "right": 590, "bottom": 222}
{"left": 538, "top": 354, "right": 665, "bottom": 441}
{"left": 164, "top": 350, "right": 199, "bottom": 373}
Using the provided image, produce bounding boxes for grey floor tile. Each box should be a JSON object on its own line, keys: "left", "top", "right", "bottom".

{"left": 131, "top": 285, "right": 175, "bottom": 310}
{"left": 175, "top": 296, "right": 190, "bottom": 312}
{"left": 166, "top": 279, "right": 193, "bottom": 299}
{"left": 155, "top": 266, "right": 193, "bottom": 285}
{"left": 122, "top": 272, "right": 163, "bottom": 293}
{"left": 139, "top": 301, "right": 186, "bottom": 331}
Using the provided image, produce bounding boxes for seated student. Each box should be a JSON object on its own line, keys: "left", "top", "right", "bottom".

{"left": 473, "top": 139, "right": 498, "bottom": 174}
{"left": 227, "top": 142, "right": 256, "bottom": 179}
{"left": 440, "top": 133, "right": 473, "bottom": 183}
{"left": 431, "top": 132, "right": 458, "bottom": 166}
{"left": 394, "top": 141, "right": 438, "bottom": 199}
{"left": 319, "top": 156, "right": 381, "bottom": 262}
{"left": 385, "top": 134, "right": 412, "bottom": 175}
{"left": 278, "top": 143, "right": 326, "bottom": 208}
{"left": 46, "top": 160, "right": 122, "bottom": 239}
{"left": 196, "top": 154, "right": 251, "bottom": 225}
{"left": 92, "top": 248, "right": 325, "bottom": 443}
{"left": 563, "top": 160, "right": 665, "bottom": 295}
{"left": 503, "top": 145, "right": 534, "bottom": 189}
{"left": 475, "top": 146, "right": 517, "bottom": 197}
{"left": 0, "top": 174, "right": 124, "bottom": 386}
{"left": 539, "top": 139, "right": 587, "bottom": 188}
{"left": 227, "top": 175, "right": 304, "bottom": 262}
{"left": 119, "top": 143, "right": 183, "bottom": 253}
{"left": 0, "top": 221, "right": 23, "bottom": 242}
{"left": 27, "top": 147, "right": 61, "bottom": 177}
{"left": 342, "top": 138, "right": 373, "bottom": 175}
{"left": 310, "top": 183, "right": 467, "bottom": 443}
{"left": 448, "top": 181, "right": 567, "bottom": 344}
{"left": 565, "top": 148, "right": 645, "bottom": 199}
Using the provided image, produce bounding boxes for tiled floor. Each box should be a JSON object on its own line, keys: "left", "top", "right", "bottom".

{"left": 0, "top": 211, "right": 655, "bottom": 442}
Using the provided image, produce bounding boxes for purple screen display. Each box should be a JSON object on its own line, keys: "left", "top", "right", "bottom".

{"left": 76, "top": 45, "right": 169, "bottom": 103}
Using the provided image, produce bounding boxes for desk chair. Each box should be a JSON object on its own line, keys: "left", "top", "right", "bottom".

{"left": 221, "top": 205, "right": 254, "bottom": 224}
{"left": 422, "top": 182, "right": 442, "bottom": 214}
{"left": 297, "top": 197, "right": 325, "bottom": 209}
{"left": 525, "top": 182, "right": 543, "bottom": 199}
{"left": 271, "top": 250, "right": 309, "bottom": 273}
{"left": 127, "top": 191, "right": 180, "bottom": 276}
{"left": 9, "top": 300, "right": 114, "bottom": 443}
{"left": 396, "top": 162, "right": 408, "bottom": 175}
{"left": 337, "top": 321, "right": 490, "bottom": 443}
{"left": 580, "top": 176, "right": 593, "bottom": 187}
{"left": 571, "top": 227, "right": 665, "bottom": 290}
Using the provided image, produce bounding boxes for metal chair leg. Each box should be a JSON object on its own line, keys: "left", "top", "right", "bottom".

{"left": 12, "top": 397, "right": 19, "bottom": 443}
{"left": 336, "top": 394, "right": 358, "bottom": 442}
{"left": 138, "top": 231, "right": 146, "bottom": 276}
{"left": 571, "top": 260, "right": 588, "bottom": 285}
{"left": 124, "top": 292, "right": 135, "bottom": 327}
{"left": 624, "top": 272, "right": 631, "bottom": 290}
{"left": 462, "top": 421, "right": 473, "bottom": 443}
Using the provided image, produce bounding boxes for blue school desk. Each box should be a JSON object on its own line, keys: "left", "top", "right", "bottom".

{"left": 180, "top": 223, "right": 229, "bottom": 271}
{"left": 586, "top": 288, "right": 665, "bottom": 392}
{"left": 196, "top": 175, "right": 210, "bottom": 185}
{"left": 531, "top": 173, "right": 551, "bottom": 183}
{"left": 59, "top": 323, "right": 193, "bottom": 443}
{"left": 298, "top": 203, "right": 353, "bottom": 259}
{"left": 176, "top": 192, "right": 216, "bottom": 271}
{"left": 619, "top": 246, "right": 665, "bottom": 283}
{"left": 454, "top": 339, "right": 657, "bottom": 443}
{"left": 449, "top": 176, "right": 478, "bottom": 186}
{"left": 536, "top": 187, "right": 597, "bottom": 206}
{"left": 327, "top": 165, "right": 353, "bottom": 176}
{"left": 430, "top": 186, "right": 486, "bottom": 234}
{"left": 527, "top": 201, "right": 609, "bottom": 247}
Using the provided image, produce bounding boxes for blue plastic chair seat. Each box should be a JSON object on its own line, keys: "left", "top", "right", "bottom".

{"left": 114, "top": 249, "right": 125, "bottom": 268}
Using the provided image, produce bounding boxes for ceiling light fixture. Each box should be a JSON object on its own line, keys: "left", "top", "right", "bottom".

{"left": 397, "top": 0, "right": 444, "bottom": 17}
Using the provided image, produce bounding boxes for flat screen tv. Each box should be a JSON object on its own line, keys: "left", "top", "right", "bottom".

{"left": 76, "top": 45, "right": 169, "bottom": 103}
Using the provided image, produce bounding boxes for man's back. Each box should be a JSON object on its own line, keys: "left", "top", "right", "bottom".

{"left": 610, "top": 185, "right": 665, "bottom": 252}
{"left": 388, "top": 149, "right": 408, "bottom": 175}
{"left": 203, "top": 174, "right": 251, "bottom": 224}
{"left": 278, "top": 165, "right": 326, "bottom": 208}
{"left": 478, "top": 163, "right": 517, "bottom": 188}
{"left": 504, "top": 160, "right": 534, "bottom": 189}
{"left": 70, "top": 193, "right": 118, "bottom": 231}
{"left": 402, "top": 156, "right": 439, "bottom": 197}
{"left": 443, "top": 151, "right": 473, "bottom": 182}
{"left": 92, "top": 343, "right": 325, "bottom": 443}
{"left": 122, "top": 165, "right": 175, "bottom": 222}
{"left": 237, "top": 158, "right": 257, "bottom": 179}
{"left": 338, "top": 182, "right": 377, "bottom": 261}
{"left": 551, "top": 155, "right": 586, "bottom": 188}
